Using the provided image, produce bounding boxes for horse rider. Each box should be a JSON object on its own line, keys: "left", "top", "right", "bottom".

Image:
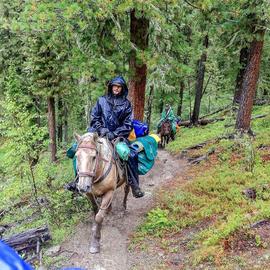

{"left": 66, "top": 76, "right": 144, "bottom": 198}
{"left": 157, "top": 104, "right": 177, "bottom": 135}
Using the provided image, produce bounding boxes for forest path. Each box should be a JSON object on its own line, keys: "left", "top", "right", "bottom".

{"left": 59, "top": 149, "right": 188, "bottom": 270}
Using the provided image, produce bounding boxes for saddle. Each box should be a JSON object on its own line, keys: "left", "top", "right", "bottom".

{"left": 98, "top": 138, "right": 128, "bottom": 185}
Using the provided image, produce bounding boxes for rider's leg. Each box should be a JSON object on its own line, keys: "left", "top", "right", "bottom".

{"left": 126, "top": 149, "right": 144, "bottom": 198}
{"left": 65, "top": 157, "right": 79, "bottom": 192}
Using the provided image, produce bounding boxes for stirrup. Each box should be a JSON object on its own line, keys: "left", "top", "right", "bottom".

{"left": 132, "top": 187, "right": 144, "bottom": 198}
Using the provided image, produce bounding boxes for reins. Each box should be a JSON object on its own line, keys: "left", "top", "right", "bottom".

{"left": 76, "top": 136, "right": 119, "bottom": 211}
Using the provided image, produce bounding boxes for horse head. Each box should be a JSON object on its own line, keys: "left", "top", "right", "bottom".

{"left": 162, "top": 120, "right": 171, "bottom": 135}
{"left": 75, "top": 132, "right": 99, "bottom": 193}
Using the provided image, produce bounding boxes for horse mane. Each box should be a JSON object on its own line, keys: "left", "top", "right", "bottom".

{"left": 80, "top": 132, "right": 112, "bottom": 160}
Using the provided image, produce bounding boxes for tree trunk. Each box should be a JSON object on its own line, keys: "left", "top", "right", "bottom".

{"left": 191, "top": 35, "right": 208, "bottom": 125}
{"left": 85, "top": 92, "right": 92, "bottom": 128}
{"left": 47, "top": 96, "right": 57, "bottom": 162}
{"left": 188, "top": 79, "right": 192, "bottom": 120}
{"left": 57, "top": 97, "right": 63, "bottom": 144}
{"left": 159, "top": 90, "right": 164, "bottom": 114}
{"left": 233, "top": 47, "right": 249, "bottom": 104}
{"left": 146, "top": 85, "right": 154, "bottom": 127}
{"left": 33, "top": 97, "right": 41, "bottom": 128}
{"left": 128, "top": 9, "right": 149, "bottom": 121}
{"left": 63, "top": 103, "right": 68, "bottom": 145}
{"left": 177, "top": 81, "right": 184, "bottom": 116}
{"left": 236, "top": 31, "right": 265, "bottom": 132}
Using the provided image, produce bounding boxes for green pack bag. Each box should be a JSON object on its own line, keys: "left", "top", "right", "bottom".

{"left": 66, "top": 142, "right": 78, "bottom": 176}
{"left": 135, "top": 136, "right": 158, "bottom": 175}
{"left": 138, "top": 152, "right": 155, "bottom": 175}
{"left": 115, "top": 141, "right": 130, "bottom": 161}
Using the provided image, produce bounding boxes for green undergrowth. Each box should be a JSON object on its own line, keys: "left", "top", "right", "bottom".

{"left": 0, "top": 149, "right": 91, "bottom": 246}
{"left": 134, "top": 105, "right": 270, "bottom": 267}
{"left": 167, "top": 105, "right": 270, "bottom": 153}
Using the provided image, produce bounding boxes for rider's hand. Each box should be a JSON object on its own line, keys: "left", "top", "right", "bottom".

{"left": 99, "top": 128, "right": 109, "bottom": 137}
{"left": 107, "top": 132, "right": 115, "bottom": 141}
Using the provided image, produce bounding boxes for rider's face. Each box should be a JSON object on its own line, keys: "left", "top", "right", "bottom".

{"left": 112, "top": 84, "right": 122, "bottom": 95}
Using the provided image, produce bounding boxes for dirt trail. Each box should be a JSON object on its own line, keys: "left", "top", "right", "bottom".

{"left": 59, "top": 150, "right": 187, "bottom": 270}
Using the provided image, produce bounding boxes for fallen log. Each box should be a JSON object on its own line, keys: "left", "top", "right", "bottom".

{"left": 251, "top": 114, "right": 268, "bottom": 120}
{"left": 200, "top": 104, "right": 232, "bottom": 119}
{"left": 185, "top": 142, "right": 208, "bottom": 150}
{"left": 180, "top": 133, "right": 235, "bottom": 158}
{"left": 2, "top": 226, "right": 51, "bottom": 253}
{"left": 224, "top": 114, "right": 268, "bottom": 128}
{"left": 179, "top": 118, "right": 225, "bottom": 127}
{"left": 254, "top": 99, "right": 270, "bottom": 106}
{"left": 188, "top": 148, "right": 215, "bottom": 165}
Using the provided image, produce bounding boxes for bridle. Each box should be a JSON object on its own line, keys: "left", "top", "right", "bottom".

{"left": 77, "top": 142, "right": 99, "bottom": 178}
{"left": 76, "top": 139, "right": 113, "bottom": 184}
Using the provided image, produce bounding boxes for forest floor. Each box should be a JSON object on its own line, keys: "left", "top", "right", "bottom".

{"left": 43, "top": 106, "right": 270, "bottom": 270}
{"left": 50, "top": 145, "right": 270, "bottom": 270}
{"left": 53, "top": 149, "right": 188, "bottom": 270}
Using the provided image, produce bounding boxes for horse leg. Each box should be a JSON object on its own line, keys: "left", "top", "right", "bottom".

{"left": 89, "top": 190, "right": 114, "bottom": 253}
{"left": 87, "top": 193, "right": 98, "bottom": 215}
{"left": 95, "top": 189, "right": 113, "bottom": 224}
{"left": 123, "top": 184, "right": 130, "bottom": 210}
{"left": 87, "top": 193, "right": 100, "bottom": 254}
{"left": 90, "top": 221, "right": 101, "bottom": 254}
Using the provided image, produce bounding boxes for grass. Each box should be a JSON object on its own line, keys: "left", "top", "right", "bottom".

{"left": 1, "top": 104, "right": 270, "bottom": 268}
{"left": 133, "top": 104, "right": 270, "bottom": 268}
{"left": 0, "top": 148, "right": 91, "bottom": 249}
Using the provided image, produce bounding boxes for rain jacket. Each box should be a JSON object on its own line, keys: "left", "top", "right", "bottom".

{"left": 157, "top": 106, "right": 177, "bottom": 134}
{"left": 0, "top": 240, "right": 34, "bottom": 270}
{"left": 88, "top": 76, "right": 133, "bottom": 139}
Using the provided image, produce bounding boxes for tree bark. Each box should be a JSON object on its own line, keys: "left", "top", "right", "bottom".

{"left": 128, "top": 9, "right": 149, "bottom": 121}
{"left": 191, "top": 35, "right": 209, "bottom": 125}
{"left": 177, "top": 81, "right": 184, "bottom": 116}
{"left": 159, "top": 90, "right": 164, "bottom": 114}
{"left": 146, "top": 85, "right": 154, "bottom": 127}
{"left": 57, "top": 97, "right": 63, "bottom": 144}
{"left": 63, "top": 102, "right": 68, "bottom": 145}
{"left": 3, "top": 226, "right": 51, "bottom": 253}
{"left": 233, "top": 47, "right": 249, "bottom": 104}
{"left": 47, "top": 96, "right": 57, "bottom": 162}
{"left": 236, "top": 31, "right": 265, "bottom": 131}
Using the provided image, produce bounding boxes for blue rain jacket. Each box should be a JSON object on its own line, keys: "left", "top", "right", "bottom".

{"left": 0, "top": 240, "right": 34, "bottom": 270}
{"left": 88, "top": 76, "right": 133, "bottom": 139}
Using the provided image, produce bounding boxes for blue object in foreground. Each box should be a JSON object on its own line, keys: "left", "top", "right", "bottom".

{"left": 132, "top": 119, "right": 149, "bottom": 138}
{"left": 0, "top": 240, "right": 34, "bottom": 270}
{"left": 60, "top": 268, "right": 85, "bottom": 270}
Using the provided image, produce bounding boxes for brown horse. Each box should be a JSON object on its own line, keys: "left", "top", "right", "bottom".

{"left": 159, "top": 120, "right": 172, "bottom": 148}
{"left": 74, "top": 132, "right": 129, "bottom": 253}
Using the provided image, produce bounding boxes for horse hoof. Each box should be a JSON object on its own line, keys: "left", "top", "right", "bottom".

{"left": 90, "top": 245, "right": 100, "bottom": 254}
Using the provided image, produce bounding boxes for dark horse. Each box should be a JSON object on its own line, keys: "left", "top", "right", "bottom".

{"left": 159, "top": 120, "right": 174, "bottom": 148}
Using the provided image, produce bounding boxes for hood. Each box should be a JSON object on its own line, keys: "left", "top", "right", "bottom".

{"left": 108, "top": 76, "right": 128, "bottom": 97}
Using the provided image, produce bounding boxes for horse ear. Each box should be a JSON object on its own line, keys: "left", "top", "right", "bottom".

{"left": 93, "top": 132, "right": 99, "bottom": 141}
{"left": 74, "top": 133, "right": 81, "bottom": 142}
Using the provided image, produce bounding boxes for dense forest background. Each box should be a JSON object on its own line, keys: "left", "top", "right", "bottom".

{"left": 0, "top": 1, "right": 270, "bottom": 268}
{"left": 1, "top": 0, "right": 269, "bottom": 163}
